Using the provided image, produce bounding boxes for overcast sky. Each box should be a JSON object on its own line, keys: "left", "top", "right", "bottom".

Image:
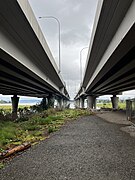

{"left": 28, "top": 0, "right": 99, "bottom": 99}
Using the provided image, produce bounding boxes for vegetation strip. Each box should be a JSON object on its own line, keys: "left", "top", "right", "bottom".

{"left": 0, "top": 109, "right": 92, "bottom": 166}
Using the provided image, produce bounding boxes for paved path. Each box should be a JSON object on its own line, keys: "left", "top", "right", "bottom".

{"left": 1, "top": 115, "right": 135, "bottom": 180}
{"left": 96, "top": 110, "right": 132, "bottom": 125}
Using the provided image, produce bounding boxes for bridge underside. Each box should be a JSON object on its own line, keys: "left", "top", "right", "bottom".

{"left": 80, "top": 0, "right": 135, "bottom": 97}
{"left": 0, "top": 0, "right": 69, "bottom": 100}
{"left": 0, "top": 49, "right": 63, "bottom": 98}
{"left": 86, "top": 26, "right": 135, "bottom": 96}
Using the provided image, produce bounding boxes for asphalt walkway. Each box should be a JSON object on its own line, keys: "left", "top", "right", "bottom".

{"left": 1, "top": 115, "right": 135, "bottom": 180}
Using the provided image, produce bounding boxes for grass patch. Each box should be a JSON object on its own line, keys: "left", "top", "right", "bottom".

{"left": 0, "top": 121, "right": 19, "bottom": 147}
{"left": 48, "top": 126, "right": 56, "bottom": 133}
{"left": 0, "top": 109, "right": 92, "bottom": 151}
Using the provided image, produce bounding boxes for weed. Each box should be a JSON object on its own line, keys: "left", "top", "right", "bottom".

{"left": 0, "top": 162, "right": 4, "bottom": 169}
{"left": 48, "top": 126, "right": 56, "bottom": 133}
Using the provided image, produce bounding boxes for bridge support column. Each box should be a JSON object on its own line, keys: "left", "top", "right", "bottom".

{"left": 74, "top": 100, "right": 77, "bottom": 108}
{"left": 93, "top": 98, "right": 97, "bottom": 109}
{"left": 87, "top": 96, "right": 96, "bottom": 109}
{"left": 41, "top": 97, "right": 47, "bottom": 110}
{"left": 80, "top": 97, "right": 84, "bottom": 108}
{"left": 47, "top": 95, "right": 54, "bottom": 108}
{"left": 111, "top": 95, "right": 119, "bottom": 110}
{"left": 63, "top": 99, "right": 69, "bottom": 109}
{"left": 58, "top": 98, "right": 63, "bottom": 109}
{"left": 76, "top": 99, "right": 80, "bottom": 108}
{"left": 63, "top": 99, "right": 66, "bottom": 108}
{"left": 11, "top": 95, "right": 20, "bottom": 119}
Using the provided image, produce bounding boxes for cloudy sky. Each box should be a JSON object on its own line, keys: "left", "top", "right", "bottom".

{"left": 28, "top": 0, "right": 98, "bottom": 99}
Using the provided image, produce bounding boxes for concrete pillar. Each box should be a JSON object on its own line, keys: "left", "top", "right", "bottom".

{"left": 75, "top": 99, "right": 81, "bottom": 108}
{"left": 58, "top": 98, "right": 63, "bottom": 109}
{"left": 77, "top": 99, "right": 80, "bottom": 108}
{"left": 41, "top": 97, "right": 47, "bottom": 110}
{"left": 11, "top": 95, "right": 19, "bottom": 119}
{"left": 111, "top": 95, "right": 119, "bottom": 110}
{"left": 74, "top": 100, "right": 77, "bottom": 108}
{"left": 93, "top": 97, "right": 97, "bottom": 109}
{"left": 80, "top": 98, "right": 84, "bottom": 108}
{"left": 87, "top": 96, "right": 94, "bottom": 109}
{"left": 63, "top": 99, "right": 68, "bottom": 108}
{"left": 87, "top": 96, "right": 96, "bottom": 109}
{"left": 47, "top": 95, "right": 54, "bottom": 108}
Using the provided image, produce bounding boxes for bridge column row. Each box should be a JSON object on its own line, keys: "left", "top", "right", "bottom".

{"left": 75, "top": 96, "right": 96, "bottom": 109}
{"left": 75, "top": 95, "right": 119, "bottom": 110}
{"left": 10, "top": 95, "right": 68, "bottom": 119}
{"left": 57, "top": 98, "right": 69, "bottom": 109}
{"left": 41, "top": 96, "right": 55, "bottom": 110}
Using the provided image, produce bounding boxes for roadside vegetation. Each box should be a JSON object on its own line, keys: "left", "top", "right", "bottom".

{"left": 0, "top": 99, "right": 126, "bottom": 169}
{"left": 0, "top": 108, "right": 91, "bottom": 154}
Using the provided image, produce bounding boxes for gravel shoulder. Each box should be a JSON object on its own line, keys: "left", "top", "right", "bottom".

{"left": 96, "top": 110, "right": 135, "bottom": 138}
{"left": 1, "top": 115, "right": 135, "bottom": 180}
{"left": 95, "top": 110, "right": 131, "bottom": 125}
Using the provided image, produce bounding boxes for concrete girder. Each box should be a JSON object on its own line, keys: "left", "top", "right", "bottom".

{"left": 84, "top": 0, "right": 134, "bottom": 89}
{"left": 90, "top": 60, "right": 135, "bottom": 94}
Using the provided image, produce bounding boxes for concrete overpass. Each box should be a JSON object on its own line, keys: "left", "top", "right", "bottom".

{"left": 0, "top": 0, "right": 69, "bottom": 114}
{"left": 75, "top": 0, "right": 135, "bottom": 109}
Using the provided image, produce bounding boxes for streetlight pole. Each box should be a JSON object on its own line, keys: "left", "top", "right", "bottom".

{"left": 80, "top": 47, "right": 88, "bottom": 84}
{"left": 39, "top": 16, "right": 61, "bottom": 73}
